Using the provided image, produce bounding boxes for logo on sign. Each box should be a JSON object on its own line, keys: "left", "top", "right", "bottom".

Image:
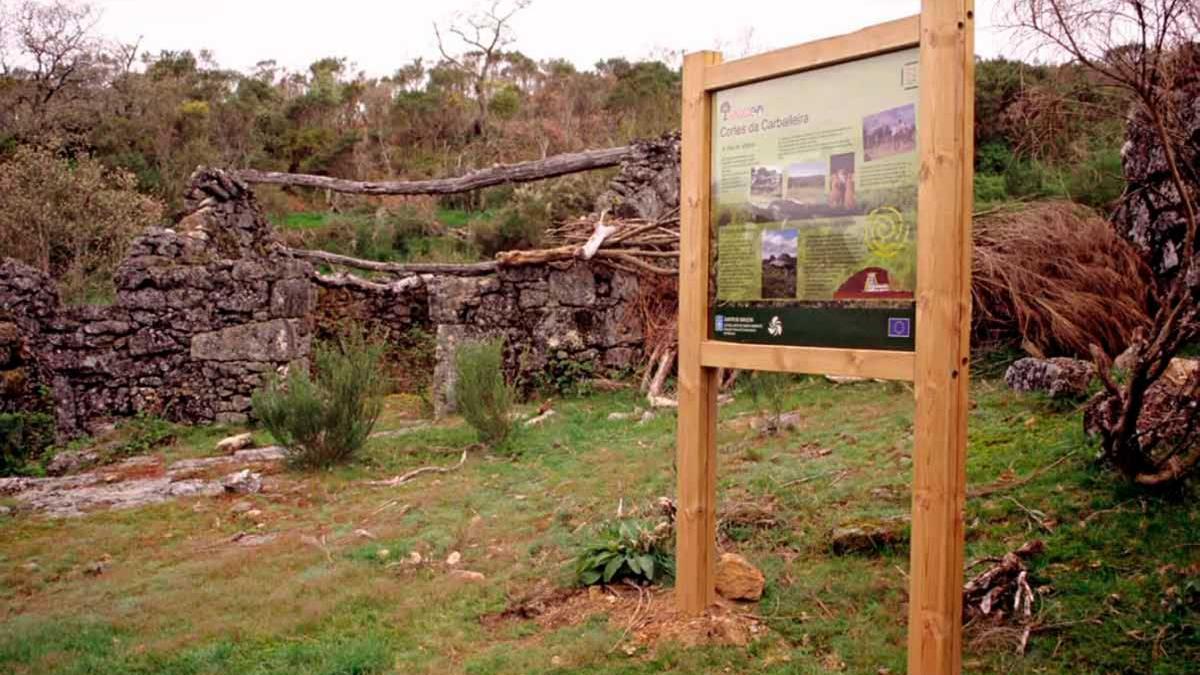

{"left": 887, "top": 317, "right": 911, "bottom": 339}
{"left": 715, "top": 315, "right": 725, "bottom": 333}
{"left": 768, "top": 316, "right": 783, "bottom": 336}
{"left": 720, "top": 100, "right": 765, "bottom": 121}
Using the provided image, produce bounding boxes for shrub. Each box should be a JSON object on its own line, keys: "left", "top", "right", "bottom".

{"left": 745, "top": 371, "right": 791, "bottom": 434}
{"left": 1060, "top": 146, "right": 1125, "bottom": 211}
{"left": 972, "top": 201, "right": 1154, "bottom": 357}
{"left": 252, "top": 327, "right": 389, "bottom": 469}
{"left": 0, "top": 412, "right": 56, "bottom": 476}
{"left": 575, "top": 519, "right": 674, "bottom": 587}
{"left": 0, "top": 145, "right": 163, "bottom": 304}
{"left": 537, "top": 354, "right": 596, "bottom": 397}
{"left": 468, "top": 208, "right": 542, "bottom": 257}
{"left": 974, "top": 173, "right": 1009, "bottom": 204}
{"left": 454, "top": 338, "right": 514, "bottom": 447}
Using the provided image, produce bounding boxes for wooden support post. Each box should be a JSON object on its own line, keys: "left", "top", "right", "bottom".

{"left": 677, "top": 49, "right": 722, "bottom": 615}
{"left": 909, "top": 1, "right": 975, "bottom": 673}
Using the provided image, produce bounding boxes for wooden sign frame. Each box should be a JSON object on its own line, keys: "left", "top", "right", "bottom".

{"left": 676, "top": 1, "right": 975, "bottom": 672}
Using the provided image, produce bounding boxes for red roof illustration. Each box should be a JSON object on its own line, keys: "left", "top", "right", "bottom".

{"left": 833, "top": 267, "right": 913, "bottom": 300}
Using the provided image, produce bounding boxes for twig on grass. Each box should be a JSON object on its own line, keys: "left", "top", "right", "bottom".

{"left": 1080, "top": 499, "right": 1137, "bottom": 527}
{"left": 968, "top": 451, "right": 1077, "bottom": 499}
{"left": 1004, "top": 496, "right": 1052, "bottom": 532}
{"left": 610, "top": 582, "right": 650, "bottom": 653}
{"left": 367, "top": 447, "right": 475, "bottom": 487}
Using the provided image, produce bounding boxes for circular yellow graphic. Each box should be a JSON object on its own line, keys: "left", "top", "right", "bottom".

{"left": 864, "top": 207, "right": 909, "bottom": 259}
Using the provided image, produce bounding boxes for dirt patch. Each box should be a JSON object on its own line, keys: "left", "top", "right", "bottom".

{"left": 484, "top": 582, "right": 767, "bottom": 650}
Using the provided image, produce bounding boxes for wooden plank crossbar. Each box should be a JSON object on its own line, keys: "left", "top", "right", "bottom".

{"left": 677, "top": 2, "right": 974, "bottom": 672}
{"left": 699, "top": 341, "right": 914, "bottom": 381}
{"left": 704, "top": 15, "right": 920, "bottom": 91}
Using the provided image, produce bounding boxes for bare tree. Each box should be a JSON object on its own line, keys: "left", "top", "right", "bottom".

{"left": 0, "top": 0, "right": 111, "bottom": 141}
{"left": 1007, "top": 0, "right": 1200, "bottom": 486}
{"left": 434, "top": 0, "right": 531, "bottom": 138}
{"left": 10, "top": 0, "right": 99, "bottom": 104}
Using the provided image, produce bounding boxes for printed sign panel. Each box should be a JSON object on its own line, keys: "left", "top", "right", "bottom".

{"left": 710, "top": 47, "right": 919, "bottom": 350}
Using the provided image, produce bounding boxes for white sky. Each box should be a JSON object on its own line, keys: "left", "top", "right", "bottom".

{"left": 762, "top": 229, "right": 798, "bottom": 258}
{"left": 91, "top": 0, "right": 1014, "bottom": 77}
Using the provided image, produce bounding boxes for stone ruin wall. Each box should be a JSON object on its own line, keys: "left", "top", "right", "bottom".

{"left": 1, "top": 170, "right": 315, "bottom": 436}
{"left": 1, "top": 134, "right": 682, "bottom": 436}
{"left": 310, "top": 262, "right": 645, "bottom": 416}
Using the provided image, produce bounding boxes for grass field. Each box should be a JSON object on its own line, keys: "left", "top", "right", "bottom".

{"left": 1, "top": 376, "right": 1197, "bottom": 674}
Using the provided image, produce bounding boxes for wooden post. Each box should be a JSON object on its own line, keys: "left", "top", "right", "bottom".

{"left": 677, "top": 49, "right": 722, "bottom": 615}
{"left": 909, "top": 0, "right": 975, "bottom": 673}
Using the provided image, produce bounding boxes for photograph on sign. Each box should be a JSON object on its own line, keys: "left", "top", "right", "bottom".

{"left": 710, "top": 48, "right": 919, "bottom": 350}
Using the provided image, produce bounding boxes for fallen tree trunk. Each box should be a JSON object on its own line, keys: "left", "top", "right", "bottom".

{"left": 495, "top": 247, "right": 676, "bottom": 275}
{"left": 312, "top": 272, "right": 425, "bottom": 294}
{"left": 289, "top": 248, "right": 498, "bottom": 276}
{"left": 239, "top": 146, "right": 633, "bottom": 196}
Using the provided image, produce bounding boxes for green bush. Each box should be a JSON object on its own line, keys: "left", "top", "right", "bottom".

{"left": 454, "top": 338, "right": 514, "bottom": 448}
{"left": 468, "top": 208, "right": 543, "bottom": 257}
{"left": 575, "top": 519, "right": 674, "bottom": 586}
{"left": 975, "top": 141, "right": 1016, "bottom": 175}
{"left": 974, "top": 173, "right": 1009, "bottom": 204}
{"left": 1004, "top": 159, "right": 1051, "bottom": 199}
{"left": 0, "top": 412, "right": 56, "bottom": 476}
{"left": 1060, "top": 146, "right": 1125, "bottom": 210}
{"left": 252, "top": 327, "right": 389, "bottom": 469}
{"left": 537, "top": 354, "right": 596, "bottom": 397}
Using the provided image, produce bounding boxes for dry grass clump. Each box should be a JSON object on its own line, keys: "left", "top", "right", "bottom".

{"left": 972, "top": 201, "right": 1155, "bottom": 358}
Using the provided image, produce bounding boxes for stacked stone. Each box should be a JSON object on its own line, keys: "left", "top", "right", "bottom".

{"left": 429, "top": 262, "right": 644, "bottom": 415}
{"left": 0, "top": 168, "right": 316, "bottom": 435}
{"left": 596, "top": 131, "right": 681, "bottom": 221}
{"left": 0, "top": 259, "right": 58, "bottom": 415}
{"left": 1112, "top": 44, "right": 1200, "bottom": 280}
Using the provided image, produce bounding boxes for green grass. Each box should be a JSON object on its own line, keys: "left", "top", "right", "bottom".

{"left": 1, "top": 377, "right": 1197, "bottom": 673}
{"left": 271, "top": 211, "right": 330, "bottom": 231}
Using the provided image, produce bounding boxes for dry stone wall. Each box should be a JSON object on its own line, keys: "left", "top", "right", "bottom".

{"left": 1, "top": 169, "right": 315, "bottom": 436}
{"left": 426, "top": 262, "right": 643, "bottom": 415}
{"left": 312, "top": 262, "right": 645, "bottom": 416}
{"left": 1113, "top": 44, "right": 1200, "bottom": 279}
{"left": 2, "top": 135, "right": 678, "bottom": 433}
{"left": 597, "top": 131, "right": 681, "bottom": 221}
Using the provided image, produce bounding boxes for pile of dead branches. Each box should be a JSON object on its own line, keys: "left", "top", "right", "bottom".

{"left": 495, "top": 207, "right": 680, "bottom": 276}
{"left": 963, "top": 540, "right": 1045, "bottom": 654}
{"left": 516, "top": 208, "right": 683, "bottom": 405}
{"left": 972, "top": 201, "right": 1156, "bottom": 358}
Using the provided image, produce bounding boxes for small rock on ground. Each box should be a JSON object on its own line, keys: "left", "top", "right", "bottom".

{"left": 216, "top": 432, "right": 254, "bottom": 454}
{"left": 221, "top": 469, "right": 263, "bottom": 495}
{"left": 234, "top": 532, "right": 277, "bottom": 547}
{"left": 46, "top": 449, "right": 100, "bottom": 476}
{"left": 715, "top": 552, "right": 765, "bottom": 601}
{"left": 1005, "top": 357, "right": 1094, "bottom": 399}
{"left": 449, "top": 569, "right": 486, "bottom": 583}
{"left": 830, "top": 518, "right": 909, "bottom": 555}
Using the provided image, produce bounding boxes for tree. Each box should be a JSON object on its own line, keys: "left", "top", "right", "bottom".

{"left": 1007, "top": 0, "right": 1200, "bottom": 486}
{"left": 433, "top": 0, "right": 530, "bottom": 138}
{"left": 0, "top": 144, "right": 163, "bottom": 302}
{"left": 0, "top": 0, "right": 106, "bottom": 141}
